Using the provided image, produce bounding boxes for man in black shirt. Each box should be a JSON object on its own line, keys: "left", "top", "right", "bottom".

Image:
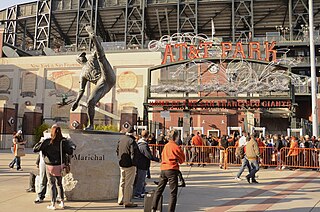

{"left": 116, "top": 126, "right": 139, "bottom": 208}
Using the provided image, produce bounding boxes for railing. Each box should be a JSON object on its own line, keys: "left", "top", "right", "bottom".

{"left": 149, "top": 144, "right": 320, "bottom": 170}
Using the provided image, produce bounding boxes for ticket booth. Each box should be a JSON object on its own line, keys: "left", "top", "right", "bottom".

{"left": 287, "top": 128, "right": 303, "bottom": 137}
{"left": 227, "top": 127, "right": 242, "bottom": 137}
{"left": 207, "top": 129, "right": 220, "bottom": 137}
{"left": 190, "top": 127, "right": 204, "bottom": 135}
{"left": 251, "top": 127, "right": 266, "bottom": 138}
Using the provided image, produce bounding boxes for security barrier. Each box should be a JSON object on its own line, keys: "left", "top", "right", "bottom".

{"left": 183, "top": 146, "right": 224, "bottom": 166}
{"left": 280, "top": 147, "right": 320, "bottom": 169}
{"left": 148, "top": 144, "right": 320, "bottom": 170}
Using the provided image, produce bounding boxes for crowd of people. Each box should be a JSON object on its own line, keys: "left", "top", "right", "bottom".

{"left": 116, "top": 127, "right": 185, "bottom": 211}
{"left": 146, "top": 131, "right": 320, "bottom": 171}
{"left": 9, "top": 126, "right": 320, "bottom": 211}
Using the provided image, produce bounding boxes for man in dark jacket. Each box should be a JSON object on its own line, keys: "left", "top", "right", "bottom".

{"left": 133, "top": 130, "right": 159, "bottom": 198}
{"left": 116, "top": 126, "right": 139, "bottom": 208}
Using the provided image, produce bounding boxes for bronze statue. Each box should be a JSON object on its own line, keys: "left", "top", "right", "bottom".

{"left": 72, "top": 26, "right": 116, "bottom": 130}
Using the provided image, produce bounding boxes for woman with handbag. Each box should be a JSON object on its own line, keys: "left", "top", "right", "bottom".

{"left": 33, "top": 124, "right": 74, "bottom": 210}
{"left": 9, "top": 130, "right": 26, "bottom": 171}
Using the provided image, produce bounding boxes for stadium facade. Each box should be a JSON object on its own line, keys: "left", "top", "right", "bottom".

{"left": 0, "top": 0, "right": 320, "bottom": 147}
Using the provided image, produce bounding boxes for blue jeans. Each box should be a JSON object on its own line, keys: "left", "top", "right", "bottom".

{"left": 46, "top": 166, "right": 64, "bottom": 204}
{"left": 37, "top": 162, "right": 47, "bottom": 200}
{"left": 133, "top": 169, "right": 147, "bottom": 196}
{"left": 236, "top": 157, "right": 251, "bottom": 178}
{"left": 247, "top": 159, "right": 259, "bottom": 180}
{"left": 9, "top": 156, "right": 21, "bottom": 170}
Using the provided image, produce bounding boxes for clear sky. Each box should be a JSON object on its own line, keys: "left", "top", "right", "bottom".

{"left": 0, "top": 0, "right": 35, "bottom": 10}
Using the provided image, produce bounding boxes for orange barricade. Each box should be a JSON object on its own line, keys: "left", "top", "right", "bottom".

{"left": 149, "top": 144, "right": 165, "bottom": 159}
{"left": 149, "top": 144, "right": 223, "bottom": 165}
{"left": 149, "top": 144, "right": 320, "bottom": 170}
{"left": 259, "top": 147, "right": 278, "bottom": 167}
{"left": 183, "top": 146, "right": 224, "bottom": 166}
{"left": 280, "top": 147, "right": 320, "bottom": 169}
{"left": 225, "top": 147, "right": 241, "bottom": 168}
{"left": 225, "top": 146, "right": 280, "bottom": 169}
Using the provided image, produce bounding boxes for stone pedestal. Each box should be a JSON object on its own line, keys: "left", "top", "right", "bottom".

{"left": 120, "top": 106, "right": 138, "bottom": 132}
{"left": 63, "top": 130, "right": 123, "bottom": 201}
{"left": 70, "top": 106, "right": 88, "bottom": 129}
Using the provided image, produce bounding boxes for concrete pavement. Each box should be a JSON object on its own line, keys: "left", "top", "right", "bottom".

{"left": 1, "top": 149, "right": 320, "bottom": 212}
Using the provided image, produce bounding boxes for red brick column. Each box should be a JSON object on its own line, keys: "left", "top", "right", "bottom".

{"left": 23, "top": 106, "right": 43, "bottom": 135}
{"left": 0, "top": 100, "right": 16, "bottom": 134}
{"left": 0, "top": 26, "right": 4, "bottom": 58}
{"left": 70, "top": 105, "right": 88, "bottom": 129}
{"left": 120, "top": 107, "right": 138, "bottom": 132}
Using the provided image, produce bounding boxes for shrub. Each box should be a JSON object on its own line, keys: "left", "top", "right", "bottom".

{"left": 33, "top": 123, "right": 49, "bottom": 146}
{"left": 94, "top": 124, "right": 119, "bottom": 132}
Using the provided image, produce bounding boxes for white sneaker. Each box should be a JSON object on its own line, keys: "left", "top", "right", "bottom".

{"left": 281, "top": 166, "right": 286, "bottom": 170}
{"left": 47, "top": 204, "right": 56, "bottom": 210}
{"left": 59, "top": 201, "right": 64, "bottom": 209}
{"left": 235, "top": 177, "right": 241, "bottom": 181}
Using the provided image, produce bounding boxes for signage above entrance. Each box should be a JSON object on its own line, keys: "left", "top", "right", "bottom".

{"left": 148, "top": 100, "right": 292, "bottom": 110}
{"left": 161, "top": 41, "right": 277, "bottom": 65}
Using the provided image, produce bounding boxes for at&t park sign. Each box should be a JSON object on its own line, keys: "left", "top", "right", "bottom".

{"left": 148, "top": 100, "right": 292, "bottom": 110}
{"left": 161, "top": 41, "right": 277, "bottom": 64}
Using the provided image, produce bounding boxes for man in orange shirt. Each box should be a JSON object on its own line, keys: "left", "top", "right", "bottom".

{"left": 152, "top": 130, "right": 185, "bottom": 212}
{"left": 192, "top": 131, "right": 203, "bottom": 146}
{"left": 189, "top": 132, "right": 203, "bottom": 166}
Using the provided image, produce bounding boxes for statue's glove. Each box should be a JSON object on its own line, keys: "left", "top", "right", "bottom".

{"left": 71, "top": 102, "right": 78, "bottom": 111}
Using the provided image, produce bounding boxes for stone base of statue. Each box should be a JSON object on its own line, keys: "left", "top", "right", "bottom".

{"left": 63, "top": 130, "right": 123, "bottom": 201}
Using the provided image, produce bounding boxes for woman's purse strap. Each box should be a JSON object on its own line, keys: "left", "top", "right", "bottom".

{"left": 60, "top": 139, "right": 63, "bottom": 167}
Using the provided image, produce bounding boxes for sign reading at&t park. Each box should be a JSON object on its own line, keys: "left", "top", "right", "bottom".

{"left": 161, "top": 41, "right": 277, "bottom": 64}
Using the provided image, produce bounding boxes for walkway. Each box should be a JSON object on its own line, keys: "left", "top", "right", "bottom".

{"left": 0, "top": 149, "right": 319, "bottom": 211}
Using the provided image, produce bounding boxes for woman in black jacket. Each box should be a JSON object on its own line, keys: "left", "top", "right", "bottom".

{"left": 34, "top": 124, "right": 73, "bottom": 210}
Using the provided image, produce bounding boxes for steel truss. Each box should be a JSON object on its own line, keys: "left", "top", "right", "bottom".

{"left": 232, "top": 0, "right": 254, "bottom": 42}
{"left": 177, "top": 0, "right": 198, "bottom": 34}
{"left": 76, "top": 0, "right": 98, "bottom": 51}
{"left": 34, "top": 0, "right": 52, "bottom": 50}
{"left": 291, "top": 0, "right": 309, "bottom": 41}
{"left": 4, "top": 6, "right": 18, "bottom": 46}
{"left": 125, "top": 0, "right": 145, "bottom": 48}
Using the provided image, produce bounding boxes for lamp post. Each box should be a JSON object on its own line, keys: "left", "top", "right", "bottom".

{"left": 309, "top": 0, "right": 318, "bottom": 137}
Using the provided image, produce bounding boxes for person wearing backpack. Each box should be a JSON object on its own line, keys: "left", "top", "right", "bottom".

{"left": 235, "top": 131, "right": 251, "bottom": 181}
{"left": 219, "top": 135, "right": 229, "bottom": 169}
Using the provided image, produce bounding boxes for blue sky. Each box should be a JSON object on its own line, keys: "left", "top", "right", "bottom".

{"left": 0, "top": 0, "right": 34, "bottom": 10}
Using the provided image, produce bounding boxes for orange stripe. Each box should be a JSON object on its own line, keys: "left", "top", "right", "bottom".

{"left": 248, "top": 172, "right": 319, "bottom": 211}
{"left": 207, "top": 171, "right": 304, "bottom": 212}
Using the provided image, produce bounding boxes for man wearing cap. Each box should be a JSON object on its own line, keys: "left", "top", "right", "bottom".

{"left": 72, "top": 26, "right": 116, "bottom": 130}
{"left": 116, "top": 126, "right": 139, "bottom": 208}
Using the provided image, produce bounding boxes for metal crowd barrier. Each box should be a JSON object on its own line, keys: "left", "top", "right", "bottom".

{"left": 148, "top": 144, "right": 320, "bottom": 170}
{"left": 280, "top": 147, "right": 320, "bottom": 169}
